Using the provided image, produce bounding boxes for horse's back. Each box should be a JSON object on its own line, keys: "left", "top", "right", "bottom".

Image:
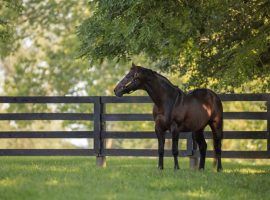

{"left": 187, "top": 88, "right": 217, "bottom": 99}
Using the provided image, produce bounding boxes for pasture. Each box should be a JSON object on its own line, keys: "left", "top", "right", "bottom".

{"left": 0, "top": 157, "right": 269, "bottom": 200}
{"left": 1, "top": 1, "right": 270, "bottom": 200}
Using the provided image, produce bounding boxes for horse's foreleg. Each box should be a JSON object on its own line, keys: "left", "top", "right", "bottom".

{"left": 155, "top": 125, "right": 165, "bottom": 170}
{"left": 171, "top": 122, "right": 180, "bottom": 170}
{"left": 194, "top": 129, "right": 207, "bottom": 170}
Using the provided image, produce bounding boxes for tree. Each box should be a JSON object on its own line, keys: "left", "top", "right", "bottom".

{"left": 78, "top": 0, "right": 270, "bottom": 92}
{"left": 0, "top": 0, "right": 22, "bottom": 57}
{"left": 0, "top": 0, "right": 154, "bottom": 149}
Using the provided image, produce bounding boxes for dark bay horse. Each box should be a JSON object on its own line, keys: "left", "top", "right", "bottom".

{"left": 114, "top": 63, "right": 223, "bottom": 172}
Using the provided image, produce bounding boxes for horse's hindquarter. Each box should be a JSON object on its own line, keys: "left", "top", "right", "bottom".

{"left": 173, "top": 89, "right": 222, "bottom": 131}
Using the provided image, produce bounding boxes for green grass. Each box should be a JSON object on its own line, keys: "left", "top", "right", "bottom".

{"left": 0, "top": 157, "right": 269, "bottom": 200}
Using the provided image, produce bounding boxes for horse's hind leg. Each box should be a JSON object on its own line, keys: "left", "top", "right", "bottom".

{"left": 171, "top": 122, "right": 179, "bottom": 170}
{"left": 194, "top": 129, "right": 207, "bottom": 170}
{"left": 209, "top": 120, "right": 223, "bottom": 172}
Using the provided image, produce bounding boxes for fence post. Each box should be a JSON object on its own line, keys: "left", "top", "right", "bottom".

{"left": 94, "top": 97, "right": 106, "bottom": 167}
{"left": 267, "top": 95, "right": 270, "bottom": 158}
{"left": 188, "top": 132, "right": 198, "bottom": 169}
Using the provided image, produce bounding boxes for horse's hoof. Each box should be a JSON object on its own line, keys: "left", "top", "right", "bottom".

{"left": 158, "top": 166, "right": 164, "bottom": 170}
{"left": 198, "top": 168, "right": 204, "bottom": 172}
{"left": 217, "top": 168, "right": 223, "bottom": 172}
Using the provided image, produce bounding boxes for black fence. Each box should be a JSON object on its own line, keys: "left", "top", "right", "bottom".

{"left": 0, "top": 94, "right": 269, "bottom": 168}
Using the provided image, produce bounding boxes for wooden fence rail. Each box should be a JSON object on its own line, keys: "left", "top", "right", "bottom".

{"left": 0, "top": 94, "right": 269, "bottom": 168}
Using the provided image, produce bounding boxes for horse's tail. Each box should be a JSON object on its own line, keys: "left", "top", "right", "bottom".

{"left": 209, "top": 91, "right": 223, "bottom": 170}
{"left": 212, "top": 118, "right": 223, "bottom": 168}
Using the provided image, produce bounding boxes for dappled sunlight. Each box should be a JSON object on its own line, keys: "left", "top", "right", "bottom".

{"left": 224, "top": 168, "right": 270, "bottom": 174}
{"left": 106, "top": 171, "right": 121, "bottom": 179}
{"left": 106, "top": 103, "right": 152, "bottom": 114}
{"left": 223, "top": 120, "right": 266, "bottom": 131}
{"left": 148, "top": 179, "right": 178, "bottom": 191}
{"left": 47, "top": 166, "right": 80, "bottom": 173}
{"left": 45, "top": 177, "right": 78, "bottom": 187}
{"left": 106, "top": 121, "right": 155, "bottom": 132}
{"left": 222, "top": 139, "right": 267, "bottom": 151}
{"left": 108, "top": 162, "right": 153, "bottom": 169}
{"left": 226, "top": 158, "right": 270, "bottom": 165}
{"left": 0, "top": 178, "right": 18, "bottom": 187}
{"left": 184, "top": 190, "right": 214, "bottom": 199}
{"left": 45, "top": 178, "right": 59, "bottom": 186}
{"left": 0, "top": 164, "right": 81, "bottom": 174}
{"left": 108, "top": 139, "right": 158, "bottom": 149}
{"left": 148, "top": 180, "right": 216, "bottom": 199}
{"left": 0, "top": 138, "right": 76, "bottom": 149}
{"left": 223, "top": 101, "right": 266, "bottom": 112}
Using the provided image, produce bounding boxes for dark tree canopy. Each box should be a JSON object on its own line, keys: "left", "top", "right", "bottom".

{"left": 78, "top": 0, "right": 270, "bottom": 91}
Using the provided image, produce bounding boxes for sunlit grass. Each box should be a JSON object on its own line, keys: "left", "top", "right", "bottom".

{"left": 0, "top": 177, "right": 19, "bottom": 187}
{"left": 0, "top": 157, "right": 269, "bottom": 200}
{"left": 224, "top": 168, "right": 269, "bottom": 174}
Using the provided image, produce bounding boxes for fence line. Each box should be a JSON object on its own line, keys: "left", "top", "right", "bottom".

{"left": 0, "top": 94, "right": 269, "bottom": 168}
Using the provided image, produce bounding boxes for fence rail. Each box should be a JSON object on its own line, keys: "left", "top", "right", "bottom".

{"left": 0, "top": 94, "right": 269, "bottom": 168}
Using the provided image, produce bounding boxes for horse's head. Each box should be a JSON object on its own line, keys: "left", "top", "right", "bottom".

{"left": 114, "top": 63, "right": 151, "bottom": 97}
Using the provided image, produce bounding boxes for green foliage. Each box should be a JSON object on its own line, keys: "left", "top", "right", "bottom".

{"left": 78, "top": 0, "right": 270, "bottom": 91}
{"left": 3, "top": 0, "right": 90, "bottom": 95}
{"left": 0, "top": 157, "right": 270, "bottom": 200}
{"left": 0, "top": 0, "right": 23, "bottom": 57}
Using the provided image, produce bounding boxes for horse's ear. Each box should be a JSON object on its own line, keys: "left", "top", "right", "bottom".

{"left": 131, "top": 62, "right": 136, "bottom": 68}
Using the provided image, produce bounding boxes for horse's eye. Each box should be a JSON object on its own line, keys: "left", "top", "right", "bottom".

{"left": 134, "top": 72, "right": 139, "bottom": 78}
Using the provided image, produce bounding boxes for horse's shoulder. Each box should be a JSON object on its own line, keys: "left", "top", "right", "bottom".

{"left": 153, "top": 105, "right": 163, "bottom": 116}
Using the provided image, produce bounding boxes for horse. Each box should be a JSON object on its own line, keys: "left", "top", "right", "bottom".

{"left": 114, "top": 63, "right": 223, "bottom": 172}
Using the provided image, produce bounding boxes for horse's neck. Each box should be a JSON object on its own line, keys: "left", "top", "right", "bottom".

{"left": 144, "top": 73, "right": 179, "bottom": 108}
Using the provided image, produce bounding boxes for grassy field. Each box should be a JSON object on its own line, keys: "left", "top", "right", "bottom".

{"left": 0, "top": 157, "right": 269, "bottom": 200}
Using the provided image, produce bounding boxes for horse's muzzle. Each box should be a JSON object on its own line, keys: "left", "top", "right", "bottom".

{"left": 114, "top": 88, "right": 124, "bottom": 97}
